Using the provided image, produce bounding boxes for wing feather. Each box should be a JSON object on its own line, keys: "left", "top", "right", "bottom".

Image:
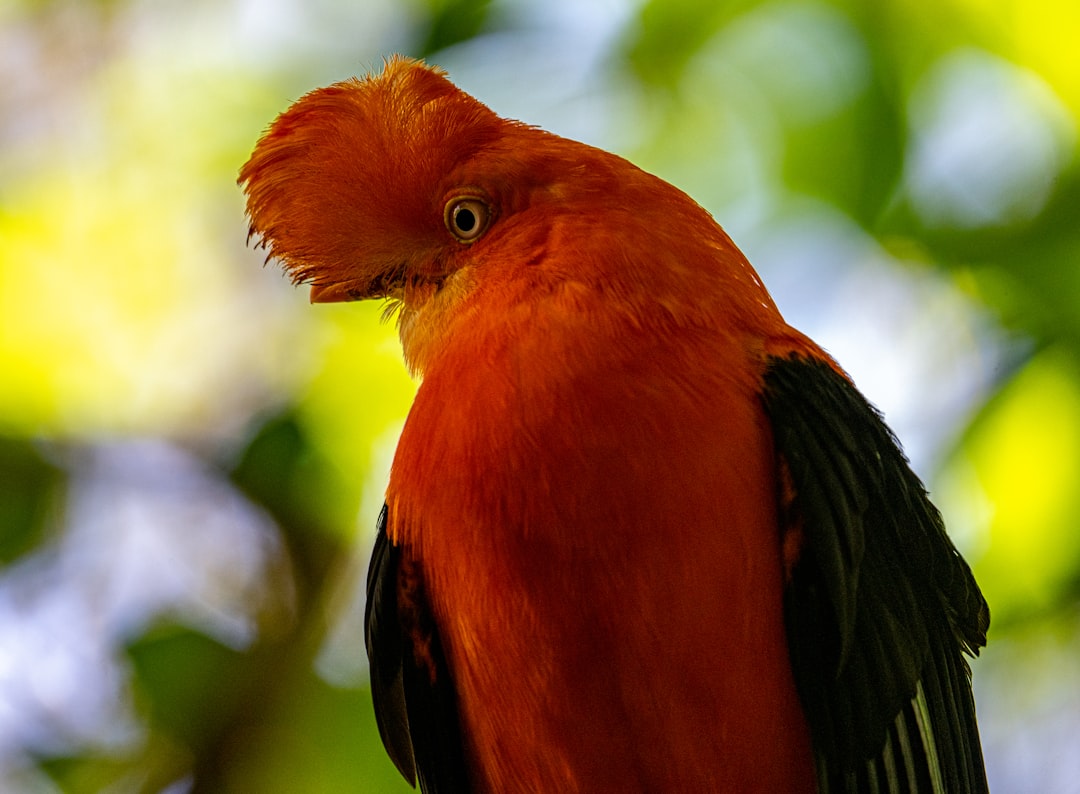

{"left": 364, "top": 505, "right": 471, "bottom": 792}
{"left": 762, "top": 354, "right": 988, "bottom": 793}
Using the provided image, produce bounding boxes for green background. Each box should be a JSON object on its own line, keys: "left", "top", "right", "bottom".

{"left": 1, "top": 0, "right": 1078, "bottom": 791}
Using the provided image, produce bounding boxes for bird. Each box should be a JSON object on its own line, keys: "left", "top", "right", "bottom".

{"left": 240, "top": 55, "right": 989, "bottom": 793}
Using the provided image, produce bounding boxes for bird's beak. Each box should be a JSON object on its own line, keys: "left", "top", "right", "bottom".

{"left": 309, "top": 282, "right": 358, "bottom": 303}
{"left": 308, "top": 268, "right": 410, "bottom": 303}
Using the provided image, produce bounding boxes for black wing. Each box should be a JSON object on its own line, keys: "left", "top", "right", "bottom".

{"left": 762, "top": 354, "right": 989, "bottom": 793}
{"left": 365, "top": 504, "right": 471, "bottom": 792}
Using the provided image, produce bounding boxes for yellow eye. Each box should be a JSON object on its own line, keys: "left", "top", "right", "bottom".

{"left": 444, "top": 197, "right": 491, "bottom": 242}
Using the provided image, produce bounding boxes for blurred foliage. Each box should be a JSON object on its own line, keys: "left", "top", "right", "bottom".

{"left": 0, "top": 438, "right": 62, "bottom": 564}
{"left": 0, "top": 0, "right": 1078, "bottom": 792}
{"left": 416, "top": 0, "right": 496, "bottom": 58}
{"left": 951, "top": 349, "right": 1080, "bottom": 619}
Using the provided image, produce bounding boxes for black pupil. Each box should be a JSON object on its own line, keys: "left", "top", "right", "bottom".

{"left": 456, "top": 206, "right": 477, "bottom": 233}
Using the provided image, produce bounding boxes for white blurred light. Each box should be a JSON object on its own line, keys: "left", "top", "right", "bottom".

{"left": 905, "top": 49, "right": 1075, "bottom": 228}
{"left": 742, "top": 200, "right": 1012, "bottom": 477}
{"left": 0, "top": 441, "right": 293, "bottom": 771}
{"left": 426, "top": 0, "right": 643, "bottom": 149}
{"left": 976, "top": 612, "right": 1080, "bottom": 794}
{"left": 704, "top": 0, "right": 869, "bottom": 124}
{"left": 315, "top": 421, "right": 402, "bottom": 687}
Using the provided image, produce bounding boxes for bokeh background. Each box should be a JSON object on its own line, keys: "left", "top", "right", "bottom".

{"left": 2, "top": 0, "right": 1079, "bottom": 791}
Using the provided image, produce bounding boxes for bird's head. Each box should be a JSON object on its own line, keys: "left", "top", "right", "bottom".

{"left": 239, "top": 56, "right": 515, "bottom": 303}
{"left": 240, "top": 56, "right": 780, "bottom": 374}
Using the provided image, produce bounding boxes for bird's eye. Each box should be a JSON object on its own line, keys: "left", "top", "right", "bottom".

{"left": 444, "top": 197, "right": 491, "bottom": 243}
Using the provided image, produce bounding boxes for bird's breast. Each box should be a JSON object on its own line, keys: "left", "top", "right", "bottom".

{"left": 386, "top": 327, "right": 816, "bottom": 792}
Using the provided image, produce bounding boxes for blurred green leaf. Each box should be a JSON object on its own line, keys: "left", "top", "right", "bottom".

{"left": 626, "top": 0, "right": 755, "bottom": 86}
{"left": 0, "top": 437, "right": 63, "bottom": 564}
{"left": 127, "top": 627, "right": 257, "bottom": 758}
{"left": 947, "top": 348, "right": 1080, "bottom": 625}
{"left": 126, "top": 622, "right": 410, "bottom": 793}
{"left": 223, "top": 673, "right": 410, "bottom": 794}
{"left": 784, "top": 3, "right": 908, "bottom": 228}
{"left": 935, "top": 170, "right": 1080, "bottom": 349}
{"left": 417, "top": 0, "right": 495, "bottom": 57}
{"left": 38, "top": 751, "right": 145, "bottom": 794}
{"left": 230, "top": 411, "right": 349, "bottom": 538}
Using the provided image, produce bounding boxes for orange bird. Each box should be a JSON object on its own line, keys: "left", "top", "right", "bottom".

{"left": 240, "top": 56, "right": 988, "bottom": 793}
